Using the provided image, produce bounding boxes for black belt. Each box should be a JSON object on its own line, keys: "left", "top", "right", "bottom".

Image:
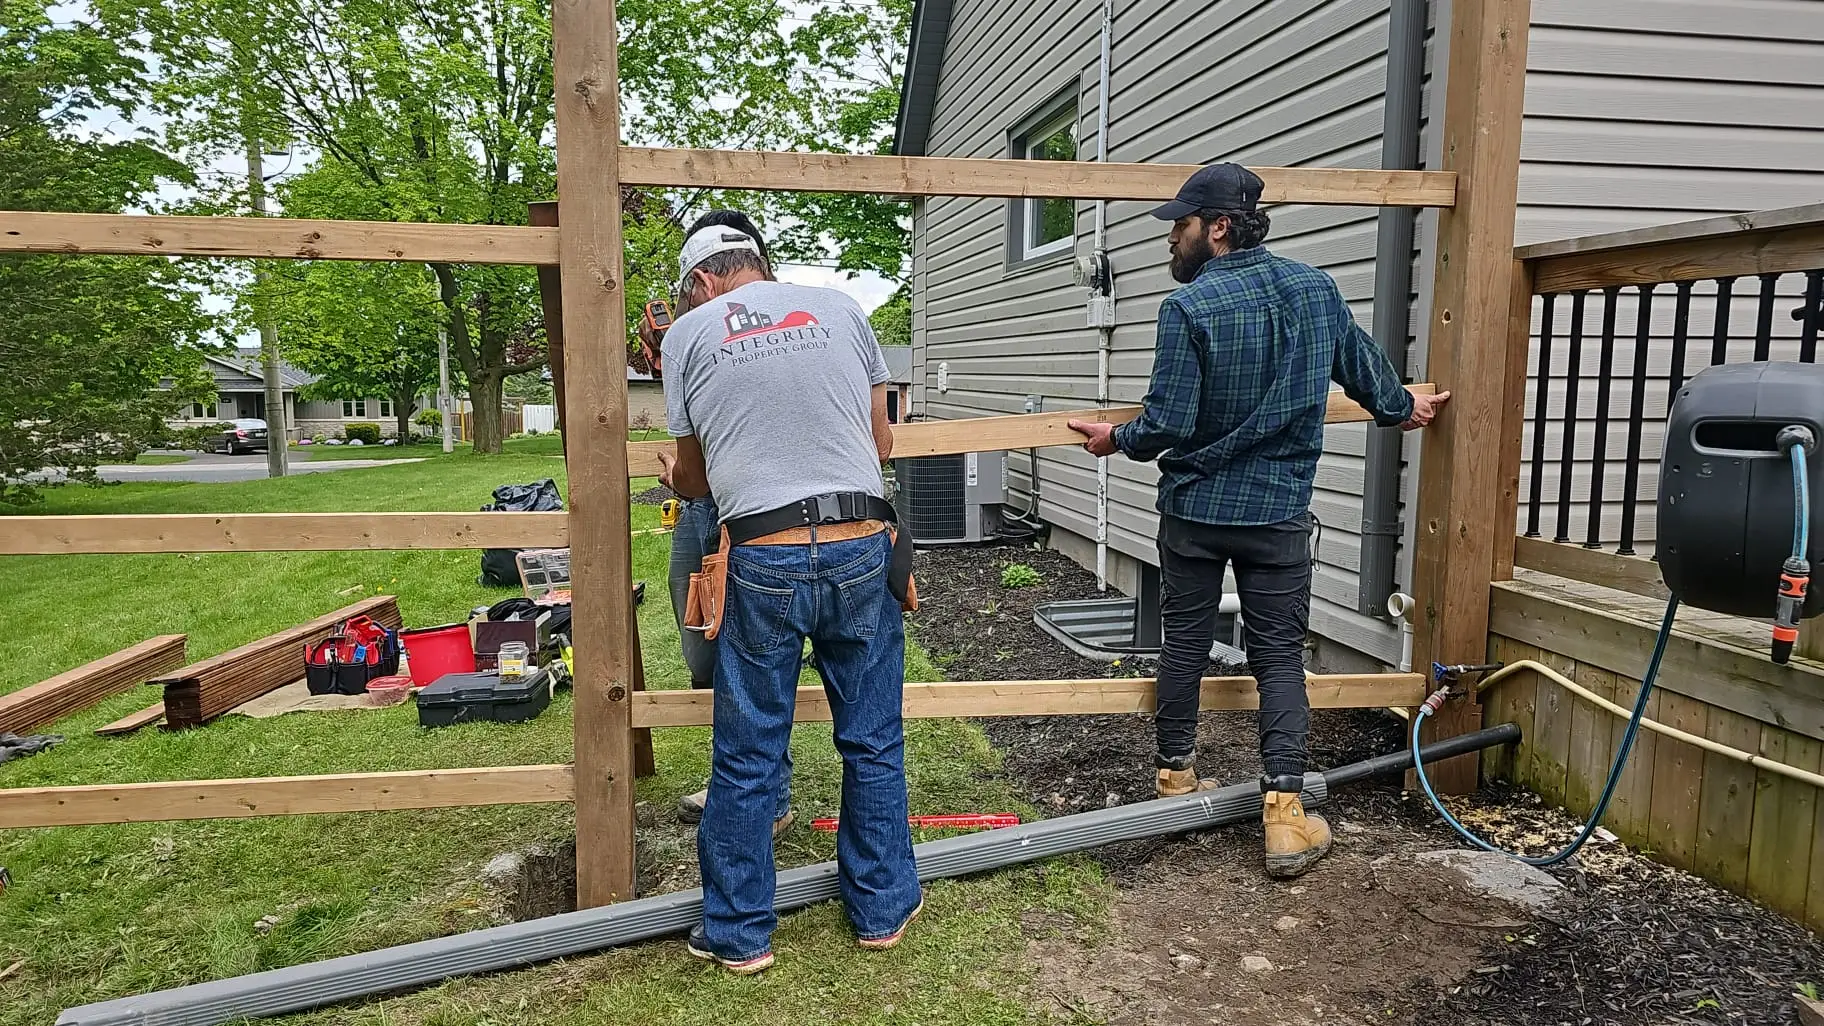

{"left": 725, "top": 491, "right": 914, "bottom": 604}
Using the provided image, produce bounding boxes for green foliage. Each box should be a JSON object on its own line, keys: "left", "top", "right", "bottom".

{"left": 1797, "top": 982, "right": 1820, "bottom": 1001}
{"left": 1000, "top": 563, "right": 1042, "bottom": 589}
{"left": 0, "top": 0, "right": 216, "bottom": 503}
{"left": 870, "top": 284, "right": 912, "bottom": 346}
{"left": 343, "top": 422, "right": 382, "bottom": 445}
{"left": 414, "top": 408, "right": 442, "bottom": 428}
{"left": 506, "top": 370, "right": 554, "bottom": 404}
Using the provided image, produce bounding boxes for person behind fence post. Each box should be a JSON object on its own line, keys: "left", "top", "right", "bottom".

{"left": 642, "top": 210, "right": 797, "bottom": 841}
{"left": 1067, "top": 163, "right": 1450, "bottom": 879}
{"left": 655, "top": 212, "right": 922, "bottom": 974}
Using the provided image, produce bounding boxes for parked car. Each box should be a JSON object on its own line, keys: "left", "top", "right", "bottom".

{"left": 210, "top": 418, "right": 270, "bottom": 455}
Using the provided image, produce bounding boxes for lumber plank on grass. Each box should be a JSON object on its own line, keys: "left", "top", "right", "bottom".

{"left": 0, "top": 764, "right": 575, "bottom": 828}
{"left": 96, "top": 702, "right": 166, "bottom": 736}
{"left": 0, "top": 635, "right": 185, "bottom": 735}
{"left": 623, "top": 387, "right": 1438, "bottom": 478}
{"left": 158, "top": 595, "right": 402, "bottom": 729}
{"left": 629, "top": 673, "right": 1427, "bottom": 728}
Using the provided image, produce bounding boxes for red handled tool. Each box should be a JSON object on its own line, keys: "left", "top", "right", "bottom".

{"left": 811, "top": 814, "right": 1021, "bottom": 832}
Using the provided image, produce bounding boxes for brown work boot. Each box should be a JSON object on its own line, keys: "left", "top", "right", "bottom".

{"left": 1156, "top": 764, "right": 1218, "bottom": 797}
{"left": 1262, "top": 789, "right": 1333, "bottom": 878}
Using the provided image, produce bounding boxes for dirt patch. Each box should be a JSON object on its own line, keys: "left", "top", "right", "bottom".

{"left": 909, "top": 540, "right": 1824, "bottom": 1026}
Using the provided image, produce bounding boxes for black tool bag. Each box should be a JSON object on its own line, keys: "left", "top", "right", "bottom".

{"left": 304, "top": 617, "right": 402, "bottom": 696}
{"left": 477, "top": 479, "right": 565, "bottom": 587}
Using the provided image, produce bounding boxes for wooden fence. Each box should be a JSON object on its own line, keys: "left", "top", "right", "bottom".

{"left": 0, "top": 0, "right": 1537, "bottom": 912}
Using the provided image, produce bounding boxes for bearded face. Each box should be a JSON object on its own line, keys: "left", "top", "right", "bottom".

{"left": 1168, "top": 215, "right": 1226, "bottom": 283}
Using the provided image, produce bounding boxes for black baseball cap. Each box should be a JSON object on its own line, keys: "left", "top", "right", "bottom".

{"left": 1150, "top": 162, "right": 1265, "bottom": 220}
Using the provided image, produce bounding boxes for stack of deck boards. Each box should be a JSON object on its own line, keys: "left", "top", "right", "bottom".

{"left": 0, "top": 635, "right": 188, "bottom": 736}
{"left": 99, "top": 596, "right": 403, "bottom": 734}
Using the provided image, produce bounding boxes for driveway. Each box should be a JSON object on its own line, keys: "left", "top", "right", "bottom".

{"left": 94, "top": 452, "right": 422, "bottom": 484}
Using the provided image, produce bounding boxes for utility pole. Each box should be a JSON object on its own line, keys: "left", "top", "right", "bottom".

{"left": 438, "top": 323, "right": 455, "bottom": 453}
{"left": 247, "top": 136, "right": 288, "bottom": 477}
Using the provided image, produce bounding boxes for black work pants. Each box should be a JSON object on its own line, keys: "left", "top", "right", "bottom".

{"left": 1154, "top": 512, "right": 1313, "bottom": 778}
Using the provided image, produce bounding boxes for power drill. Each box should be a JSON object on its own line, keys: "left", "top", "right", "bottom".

{"left": 640, "top": 299, "right": 674, "bottom": 379}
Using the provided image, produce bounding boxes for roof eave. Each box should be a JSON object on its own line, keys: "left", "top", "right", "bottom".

{"left": 892, "top": 0, "right": 954, "bottom": 159}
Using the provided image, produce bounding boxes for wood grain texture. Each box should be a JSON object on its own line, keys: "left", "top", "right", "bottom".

{"left": 1514, "top": 202, "right": 1824, "bottom": 262}
{"left": 1565, "top": 663, "right": 1618, "bottom": 817}
{"left": 0, "top": 512, "right": 568, "bottom": 555}
{"left": 1481, "top": 637, "right": 1537, "bottom": 784}
{"left": 1527, "top": 649, "right": 1577, "bottom": 807}
{"left": 1410, "top": 0, "right": 1534, "bottom": 794}
{"left": 0, "top": 635, "right": 185, "bottom": 735}
{"left": 1491, "top": 580, "right": 1824, "bottom": 742}
{"left": 618, "top": 148, "right": 1458, "bottom": 207}
{"left": 0, "top": 210, "right": 559, "bottom": 264}
{"left": 1492, "top": 261, "right": 1537, "bottom": 582}
{"left": 1511, "top": 537, "right": 1670, "bottom": 599}
{"left": 623, "top": 388, "right": 1437, "bottom": 478}
{"left": 1747, "top": 725, "right": 1821, "bottom": 923}
{"left": 95, "top": 702, "right": 166, "bottom": 736}
{"left": 629, "top": 674, "right": 1427, "bottom": 728}
{"left": 1695, "top": 706, "right": 1762, "bottom": 893}
{"left": 0, "top": 765, "right": 574, "bottom": 828}
{"left": 1606, "top": 678, "right": 1659, "bottom": 847}
{"left": 528, "top": 201, "right": 569, "bottom": 437}
{"left": 1531, "top": 221, "right": 1824, "bottom": 294}
{"left": 554, "top": 0, "right": 638, "bottom": 908}
{"left": 1648, "top": 691, "right": 1710, "bottom": 872}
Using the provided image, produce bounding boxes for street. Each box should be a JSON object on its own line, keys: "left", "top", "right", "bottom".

{"left": 93, "top": 452, "right": 423, "bottom": 484}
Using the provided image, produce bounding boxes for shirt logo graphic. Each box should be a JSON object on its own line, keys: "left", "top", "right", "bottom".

{"left": 723, "top": 302, "right": 819, "bottom": 342}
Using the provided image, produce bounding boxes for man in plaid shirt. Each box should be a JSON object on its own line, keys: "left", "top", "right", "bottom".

{"left": 1070, "top": 163, "right": 1449, "bottom": 878}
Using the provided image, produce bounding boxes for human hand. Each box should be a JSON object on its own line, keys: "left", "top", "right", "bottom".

{"left": 1401, "top": 389, "right": 1451, "bottom": 431}
{"left": 1067, "top": 418, "right": 1119, "bottom": 457}
{"left": 656, "top": 449, "right": 677, "bottom": 490}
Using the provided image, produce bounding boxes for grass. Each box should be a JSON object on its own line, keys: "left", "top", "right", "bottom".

{"left": 293, "top": 435, "right": 570, "bottom": 461}
{"left": 0, "top": 447, "right": 1108, "bottom": 1026}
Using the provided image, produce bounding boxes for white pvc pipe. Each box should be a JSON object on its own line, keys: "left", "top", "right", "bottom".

{"left": 1387, "top": 591, "right": 1416, "bottom": 674}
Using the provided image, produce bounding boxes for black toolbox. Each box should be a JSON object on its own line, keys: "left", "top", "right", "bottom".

{"left": 415, "top": 667, "right": 552, "bottom": 727}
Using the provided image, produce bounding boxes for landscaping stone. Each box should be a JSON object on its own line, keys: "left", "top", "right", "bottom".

{"left": 1241, "top": 955, "right": 1274, "bottom": 973}
{"left": 1406, "top": 849, "right": 1565, "bottom": 912}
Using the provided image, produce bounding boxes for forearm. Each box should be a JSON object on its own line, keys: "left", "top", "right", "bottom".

{"left": 1336, "top": 324, "right": 1415, "bottom": 426}
{"left": 1114, "top": 407, "right": 1191, "bottom": 463}
{"left": 1116, "top": 299, "right": 1203, "bottom": 460}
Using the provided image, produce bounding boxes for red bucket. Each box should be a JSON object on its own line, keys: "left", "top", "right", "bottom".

{"left": 401, "top": 624, "right": 475, "bottom": 687}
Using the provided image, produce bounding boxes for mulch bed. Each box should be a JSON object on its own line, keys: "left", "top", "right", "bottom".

{"left": 908, "top": 540, "right": 1824, "bottom": 1026}
{"left": 632, "top": 484, "right": 676, "bottom": 506}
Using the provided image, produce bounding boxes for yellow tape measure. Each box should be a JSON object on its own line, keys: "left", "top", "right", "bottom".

{"left": 659, "top": 498, "right": 681, "bottom": 530}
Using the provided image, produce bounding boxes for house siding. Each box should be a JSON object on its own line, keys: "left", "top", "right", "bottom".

{"left": 910, "top": 0, "right": 1824, "bottom": 667}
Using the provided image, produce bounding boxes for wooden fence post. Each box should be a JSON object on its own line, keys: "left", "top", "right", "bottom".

{"left": 1410, "top": 0, "right": 1534, "bottom": 794}
{"left": 528, "top": 200, "right": 568, "bottom": 443}
{"left": 552, "top": 0, "right": 639, "bottom": 906}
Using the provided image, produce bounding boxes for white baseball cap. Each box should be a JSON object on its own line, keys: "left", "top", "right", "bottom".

{"left": 678, "top": 225, "right": 762, "bottom": 281}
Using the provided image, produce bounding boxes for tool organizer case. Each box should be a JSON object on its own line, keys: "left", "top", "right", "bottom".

{"left": 415, "top": 668, "right": 551, "bottom": 727}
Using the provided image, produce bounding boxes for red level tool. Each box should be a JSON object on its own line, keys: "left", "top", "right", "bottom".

{"left": 811, "top": 814, "right": 1021, "bottom": 832}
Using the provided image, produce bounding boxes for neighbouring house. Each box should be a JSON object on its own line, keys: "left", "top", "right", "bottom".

{"left": 883, "top": 345, "right": 914, "bottom": 423}
{"left": 168, "top": 349, "right": 422, "bottom": 442}
{"left": 896, "top": 0, "right": 1824, "bottom": 671}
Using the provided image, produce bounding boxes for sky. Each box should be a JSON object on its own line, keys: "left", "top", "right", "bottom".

{"left": 50, "top": 0, "right": 901, "bottom": 346}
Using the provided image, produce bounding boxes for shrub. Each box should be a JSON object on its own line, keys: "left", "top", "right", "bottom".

{"left": 344, "top": 423, "right": 382, "bottom": 446}
{"left": 1000, "top": 563, "right": 1042, "bottom": 589}
{"left": 172, "top": 423, "right": 229, "bottom": 452}
{"left": 311, "top": 433, "right": 328, "bottom": 444}
{"left": 415, "top": 409, "right": 442, "bottom": 429}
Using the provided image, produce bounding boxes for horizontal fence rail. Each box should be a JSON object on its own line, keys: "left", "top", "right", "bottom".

{"left": 1513, "top": 205, "right": 1824, "bottom": 569}
{"left": 618, "top": 148, "right": 1459, "bottom": 207}
{"left": 0, "top": 211, "right": 562, "bottom": 264}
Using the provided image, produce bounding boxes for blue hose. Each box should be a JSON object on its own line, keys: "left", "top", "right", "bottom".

{"left": 1411, "top": 591, "right": 1679, "bottom": 866}
{"left": 1794, "top": 443, "right": 1810, "bottom": 560}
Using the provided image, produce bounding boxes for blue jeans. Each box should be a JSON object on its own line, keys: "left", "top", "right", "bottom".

{"left": 696, "top": 529, "right": 921, "bottom": 959}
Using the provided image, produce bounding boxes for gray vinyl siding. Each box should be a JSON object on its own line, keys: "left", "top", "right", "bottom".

{"left": 1508, "top": 0, "right": 1824, "bottom": 551}
{"left": 913, "top": 0, "right": 1426, "bottom": 662}
{"left": 910, "top": 0, "right": 1824, "bottom": 666}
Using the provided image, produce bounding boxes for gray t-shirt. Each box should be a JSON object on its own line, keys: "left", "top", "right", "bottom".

{"left": 663, "top": 280, "right": 891, "bottom": 522}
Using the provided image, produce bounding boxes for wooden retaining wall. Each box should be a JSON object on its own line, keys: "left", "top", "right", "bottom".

{"left": 1483, "top": 571, "right": 1824, "bottom": 931}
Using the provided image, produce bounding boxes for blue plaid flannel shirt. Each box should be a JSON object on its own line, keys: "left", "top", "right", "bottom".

{"left": 1113, "top": 245, "right": 1415, "bottom": 527}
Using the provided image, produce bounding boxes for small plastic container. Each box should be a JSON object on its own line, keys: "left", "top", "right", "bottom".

{"left": 496, "top": 641, "right": 530, "bottom": 679}
{"left": 416, "top": 668, "right": 551, "bottom": 727}
{"left": 401, "top": 624, "right": 476, "bottom": 687}
{"left": 365, "top": 675, "right": 414, "bottom": 707}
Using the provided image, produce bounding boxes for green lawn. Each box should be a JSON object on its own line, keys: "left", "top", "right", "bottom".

{"left": 0, "top": 450, "right": 1105, "bottom": 1026}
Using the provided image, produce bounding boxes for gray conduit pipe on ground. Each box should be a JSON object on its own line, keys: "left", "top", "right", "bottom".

{"left": 57, "top": 726, "right": 1518, "bottom": 1026}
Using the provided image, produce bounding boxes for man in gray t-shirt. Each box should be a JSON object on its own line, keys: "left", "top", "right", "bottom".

{"left": 656, "top": 219, "right": 921, "bottom": 974}
{"left": 662, "top": 280, "right": 892, "bottom": 521}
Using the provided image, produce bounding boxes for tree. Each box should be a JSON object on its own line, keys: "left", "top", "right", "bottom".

{"left": 869, "top": 284, "right": 911, "bottom": 346}
{"left": 265, "top": 257, "right": 443, "bottom": 440}
{"left": 0, "top": 0, "right": 215, "bottom": 503}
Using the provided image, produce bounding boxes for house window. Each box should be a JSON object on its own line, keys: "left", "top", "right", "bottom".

{"left": 378, "top": 400, "right": 394, "bottom": 418}
{"left": 192, "top": 402, "right": 217, "bottom": 419}
{"left": 343, "top": 400, "right": 366, "bottom": 418}
{"left": 1008, "top": 94, "right": 1079, "bottom": 265}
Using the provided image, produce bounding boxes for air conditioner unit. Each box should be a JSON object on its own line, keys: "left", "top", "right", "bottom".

{"left": 891, "top": 450, "right": 1007, "bottom": 545}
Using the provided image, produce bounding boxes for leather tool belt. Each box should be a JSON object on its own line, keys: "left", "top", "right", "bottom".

{"left": 684, "top": 491, "right": 917, "bottom": 639}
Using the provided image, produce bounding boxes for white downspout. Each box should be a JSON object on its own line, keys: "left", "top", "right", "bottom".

{"left": 1092, "top": 0, "right": 1114, "bottom": 591}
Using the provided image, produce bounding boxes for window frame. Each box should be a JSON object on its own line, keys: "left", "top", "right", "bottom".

{"left": 343, "top": 399, "right": 367, "bottom": 418}
{"left": 192, "top": 401, "right": 217, "bottom": 419}
{"left": 378, "top": 399, "right": 394, "bottom": 419}
{"left": 1005, "top": 88, "right": 1082, "bottom": 271}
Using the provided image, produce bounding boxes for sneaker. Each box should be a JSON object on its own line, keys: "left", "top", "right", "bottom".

{"left": 686, "top": 928, "right": 774, "bottom": 975}
{"left": 858, "top": 897, "right": 924, "bottom": 951}
{"left": 677, "top": 788, "right": 796, "bottom": 839}
{"left": 1262, "top": 790, "right": 1333, "bottom": 879}
{"left": 1155, "top": 764, "right": 1219, "bottom": 797}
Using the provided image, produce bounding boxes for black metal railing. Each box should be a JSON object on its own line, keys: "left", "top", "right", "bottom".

{"left": 1521, "top": 267, "right": 1824, "bottom": 557}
